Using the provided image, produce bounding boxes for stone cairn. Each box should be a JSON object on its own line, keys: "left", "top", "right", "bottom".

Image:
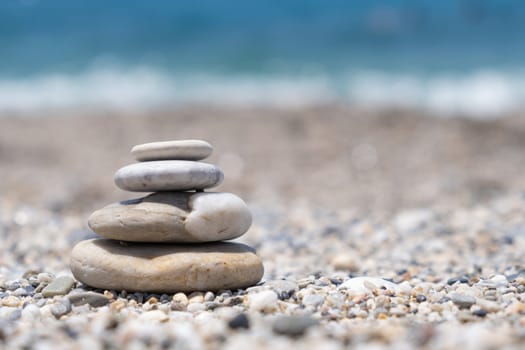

{"left": 71, "top": 140, "right": 264, "bottom": 293}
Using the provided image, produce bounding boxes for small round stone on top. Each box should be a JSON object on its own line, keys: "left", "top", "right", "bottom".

{"left": 131, "top": 140, "right": 213, "bottom": 162}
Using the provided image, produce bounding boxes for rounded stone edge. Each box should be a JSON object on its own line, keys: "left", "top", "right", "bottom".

{"left": 70, "top": 239, "right": 264, "bottom": 293}
{"left": 113, "top": 161, "right": 224, "bottom": 192}
{"left": 131, "top": 140, "right": 213, "bottom": 161}
{"left": 86, "top": 194, "right": 192, "bottom": 242}
{"left": 185, "top": 192, "right": 252, "bottom": 241}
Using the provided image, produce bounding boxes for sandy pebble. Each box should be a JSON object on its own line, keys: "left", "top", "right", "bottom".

{"left": 1, "top": 295, "right": 21, "bottom": 307}
{"left": 109, "top": 300, "right": 127, "bottom": 312}
{"left": 505, "top": 300, "right": 525, "bottom": 314}
{"left": 188, "top": 292, "right": 204, "bottom": 304}
{"left": 172, "top": 292, "right": 189, "bottom": 303}
{"left": 68, "top": 292, "right": 109, "bottom": 307}
{"left": 475, "top": 298, "right": 502, "bottom": 312}
{"left": 330, "top": 254, "right": 359, "bottom": 271}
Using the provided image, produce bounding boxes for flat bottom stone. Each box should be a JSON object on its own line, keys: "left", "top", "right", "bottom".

{"left": 70, "top": 239, "right": 264, "bottom": 293}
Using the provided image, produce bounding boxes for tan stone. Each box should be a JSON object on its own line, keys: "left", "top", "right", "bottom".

{"left": 70, "top": 239, "right": 264, "bottom": 293}
{"left": 88, "top": 192, "right": 252, "bottom": 242}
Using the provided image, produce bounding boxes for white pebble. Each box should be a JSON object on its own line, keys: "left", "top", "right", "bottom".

{"left": 397, "top": 281, "right": 412, "bottom": 295}
{"left": 21, "top": 304, "right": 41, "bottom": 320}
{"left": 187, "top": 302, "right": 206, "bottom": 313}
{"left": 339, "top": 277, "right": 398, "bottom": 295}
{"left": 248, "top": 290, "right": 278, "bottom": 312}
{"left": 302, "top": 294, "right": 325, "bottom": 308}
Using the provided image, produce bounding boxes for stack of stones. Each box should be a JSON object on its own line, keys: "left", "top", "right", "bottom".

{"left": 70, "top": 140, "right": 264, "bottom": 293}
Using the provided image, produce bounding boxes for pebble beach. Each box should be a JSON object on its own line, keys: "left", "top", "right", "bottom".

{"left": 1, "top": 105, "right": 525, "bottom": 349}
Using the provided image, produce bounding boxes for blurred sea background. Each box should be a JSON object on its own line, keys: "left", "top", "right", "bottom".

{"left": 1, "top": 0, "right": 525, "bottom": 117}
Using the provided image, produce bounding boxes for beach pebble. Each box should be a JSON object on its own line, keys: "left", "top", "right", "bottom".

{"left": 89, "top": 192, "right": 251, "bottom": 242}
{"left": 248, "top": 290, "right": 278, "bottom": 312}
{"left": 51, "top": 299, "right": 72, "bottom": 318}
{"left": 326, "top": 292, "right": 345, "bottom": 308}
{"left": 172, "top": 293, "right": 189, "bottom": 305}
{"left": 114, "top": 161, "right": 223, "bottom": 192}
{"left": 302, "top": 294, "right": 325, "bottom": 308}
{"left": 450, "top": 293, "right": 476, "bottom": 309}
{"left": 1, "top": 296, "right": 21, "bottom": 307}
{"left": 13, "top": 287, "right": 29, "bottom": 297}
{"left": 265, "top": 280, "right": 298, "bottom": 298}
{"left": 272, "top": 315, "right": 318, "bottom": 336}
{"left": 68, "top": 292, "right": 109, "bottom": 307}
{"left": 476, "top": 275, "right": 508, "bottom": 289}
{"left": 21, "top": 304, "right": 41, "bottom": 320}
{"left": 6, "top": 281, "right": 21, "bottom": 291}
{"left": 204, "top": 291, "right": 215, "bottom": 302}
{"left": 505, "top": 301, "right": 525, "bottom": 314}
{"left": 472, "top": 309, "right": 488, "bottom": 317}
{"left": 339, "top": 277, "right": 398, "bottom": 295}
{"left": 131, "top": 140, "right": 213, "bottom": 162}
{"left": 188, "top": 292, "right": 204, "bottom": 304}
{"left": 330, "top": 254, "right": 359, "bottom": 271}
{"left": 171, "top": 293, "right": 189, "bottom": 311}
{"left": 37, "top": 273, "right": 54, "bottom": 284}
{"left": 109, "top": 300, "right": 126, "bottom": 312}
{"left": 6, "top": 309, "right": 21, "bottom": 322}
{"left": 228, "top": 313, "right": 250, "bottom": 329}
{"left": 70, "top": 239, "right": 264, "bottom": 292}
{"left": 41, "top": 276, "right": 75, "bottom": 297}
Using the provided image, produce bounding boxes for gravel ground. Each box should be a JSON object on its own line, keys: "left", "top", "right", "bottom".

{"left": 1, "top": 193, "right": 525, "bottom": 349}
{"left": 1, "top": 106, "right": 525, "bottom": 349}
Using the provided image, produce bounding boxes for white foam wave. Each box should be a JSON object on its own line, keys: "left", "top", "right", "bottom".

{"left": 0, "top": 67, "right": 524, "bottom": 117}
{"left": 345, "top": 70, "right": 525, "bottom": 117}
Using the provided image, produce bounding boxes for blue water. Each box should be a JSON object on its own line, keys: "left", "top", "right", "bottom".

{"left": 1, "top": 0, "right": 525, "bottom": 115}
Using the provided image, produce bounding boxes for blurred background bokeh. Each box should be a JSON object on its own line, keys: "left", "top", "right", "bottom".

{"left": 1, "top": 0, "right": 524, "bottom": 214}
